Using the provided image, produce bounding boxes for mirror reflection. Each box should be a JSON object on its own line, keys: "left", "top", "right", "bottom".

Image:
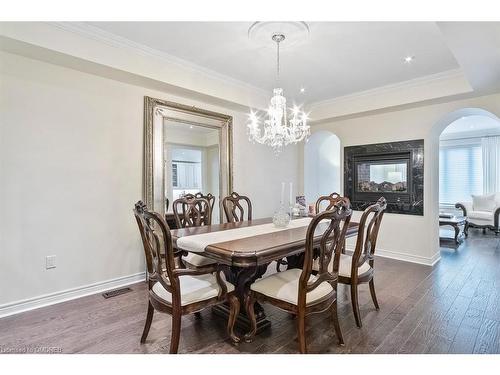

{"left": 164, "top": 120, "right": 220, "bottom": 225}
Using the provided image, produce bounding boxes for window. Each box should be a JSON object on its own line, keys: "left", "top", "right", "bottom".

{"left": 439, "top": 139, "right": 483, "bottom": 205}
{"left": 172, "top": 164, "right": 178, "bottom": 188}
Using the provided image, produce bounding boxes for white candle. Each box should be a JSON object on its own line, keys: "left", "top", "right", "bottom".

{"left": 281, "top": 182, "right": 285, "bottom": 206}
{"left": 289, "top": 182, "right": 293, "bottom": 207}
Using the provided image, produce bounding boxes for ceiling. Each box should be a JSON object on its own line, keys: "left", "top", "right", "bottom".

{"left": 85, "top": 22, "right": 461, "bottom": 104}
{"left": 441, "top": 115, "right": 500, "bottom": 136}
{"left": 165, "top": 120, "right": 217, "bottom": 135}
{"left": 171, "top": 148, "right": 202, "bottom": 163}
{"left": 3, "top": 21, "right": 499, "bottom": 118}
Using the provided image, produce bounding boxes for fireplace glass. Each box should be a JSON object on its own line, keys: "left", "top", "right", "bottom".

{"left": 356, "top": 161, "right": 408, "bottom": 193}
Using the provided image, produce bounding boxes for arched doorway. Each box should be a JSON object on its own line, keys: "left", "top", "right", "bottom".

{"left": 435, "top": 108, "right": 500, "bottom": 241}
{"left": 304, "top": 130, "right": 341, "bottom": 204}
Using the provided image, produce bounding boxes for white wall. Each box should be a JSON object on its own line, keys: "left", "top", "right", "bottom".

{"left": 0, "top": 51, "right": 299, "bottom": 309}
{"left": 302, "top": 93, "right": 500, "bottom": 266}
{"left": 304, "top": 131, "right": 341, "bottom": 205}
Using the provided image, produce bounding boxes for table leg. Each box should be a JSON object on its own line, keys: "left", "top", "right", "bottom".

{"left": 453, "top": 224, "right": 460, "bottom": 244}
{"left": 212, "top": 264, "right": 270, "bottom": 334}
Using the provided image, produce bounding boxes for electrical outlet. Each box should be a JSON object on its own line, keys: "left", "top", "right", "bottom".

{"left": 45, "top": 255, "right": 56, "bottom": 269}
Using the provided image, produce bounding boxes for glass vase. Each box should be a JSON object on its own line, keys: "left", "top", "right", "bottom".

{"left": 273, "top": 205, "right": 291, "bottom": 228}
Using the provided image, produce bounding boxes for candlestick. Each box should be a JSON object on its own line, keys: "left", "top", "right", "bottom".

{"left": 281, "top": 182, "right": 285, "bottom": 206}
{"left": 289, "top": 182, "right": 293, "bottom": 207}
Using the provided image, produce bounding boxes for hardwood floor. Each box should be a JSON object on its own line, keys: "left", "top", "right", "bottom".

{"left": 1, "top": 229, "right": 499, "bottom": 354}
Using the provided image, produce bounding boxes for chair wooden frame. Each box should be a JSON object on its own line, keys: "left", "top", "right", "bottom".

{"left": 244, "top": 198, "right": 353, "bottom": 353}
{"left": 314, "top": 193, "right": 346, "bottom": 256}
{"left": 315, "top": 192, "right": 342, "bottom": 213}
{"left": 338, "top": 197, "right": 387, "bottom": 327}
{"left": 133, "top": 201, "right": 240, "bottom": 353}
{"left": 222, "top": 192, "right": 252, "bottom": 223}
{"left": 195, "top": 192, "right": 215, "bottom": 211}
{"left": 172, "top": 194, "right": 212, "bottom": 228}
{"left": 194, "top": 192, "right": 216, "bottom": 224}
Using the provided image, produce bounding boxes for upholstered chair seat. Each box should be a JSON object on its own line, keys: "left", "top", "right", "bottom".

{"left": 250, "top": 268, "right": 334, "bottom": 305}
{"left": 312, "top": 254, "right": 372, "bottom": 278}
{"left": 183, "top": 252, "right": 217, "bottom": 267}
{"left": 339, "top": 254, "right": 372, "bottom": 277}
{"left": 152, "top": 274, "right": 234, "bottom": 306}
{"left": 467, "top": 210, "right": 495, "bottom": 223}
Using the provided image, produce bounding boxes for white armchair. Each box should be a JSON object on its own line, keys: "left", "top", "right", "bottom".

{"left": 456, "top": 193, "right": 500, "bottom": 235}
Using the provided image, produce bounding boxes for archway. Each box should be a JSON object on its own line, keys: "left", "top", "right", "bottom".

{"left": 431, "top": 108, "right": 500, "bottom": 139}
{"left": 304, "top": 130, "right": 341, "bottom": 204}
{"left": 434, "top": 108, "right": 500, "bottom": 241}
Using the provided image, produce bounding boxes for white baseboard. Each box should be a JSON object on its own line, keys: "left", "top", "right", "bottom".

{"left": 0, "top": 272, "right": 146, "bottom": 318}
{"left": 345, "top": 246, "right": 441, "bottom": 267}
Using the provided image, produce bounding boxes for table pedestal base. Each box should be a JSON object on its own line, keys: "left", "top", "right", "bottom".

{"left": 212, "top": 302, "right": 271, "bottom": 333}
{"left": 217, "top": 263, "right": 271, "bottom": 335}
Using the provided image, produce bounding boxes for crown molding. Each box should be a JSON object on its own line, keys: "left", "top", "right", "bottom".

{"left": 308, "top": 68, "right": 473, "bottom": 122}
{"left": 311, "top": 68, "right": 467, "bottom": 108}
{"left": 49, "top": 22, "right": 269, "bottom": 99}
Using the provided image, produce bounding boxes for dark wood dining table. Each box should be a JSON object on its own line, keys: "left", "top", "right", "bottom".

{"left": 171, "top": 217, "right": 360, "bottom": 333}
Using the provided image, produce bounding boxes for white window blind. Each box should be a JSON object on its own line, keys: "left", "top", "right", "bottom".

{"left": 439, "top": 139, "right": 483, "bottom": 205}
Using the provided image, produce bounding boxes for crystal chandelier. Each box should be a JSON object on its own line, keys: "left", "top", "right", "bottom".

{"left": 247, "top": 33, "right": 310, "bottom": 154}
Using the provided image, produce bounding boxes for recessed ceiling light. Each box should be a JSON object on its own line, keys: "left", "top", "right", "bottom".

{"left": 404, "top": 56, "right": 415, "bottom": 64}
{"left": 189, "top": 125, "right": 194, "bottom": 129}
{"left": 300, "top": 87, "right": 305, "bottom": 93}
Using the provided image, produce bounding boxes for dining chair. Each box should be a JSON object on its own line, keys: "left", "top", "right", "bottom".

{"left": 222, "top": 192, "right": 252, "bottom": 222}
{"left": 173, "top": 194, "right": 212, "bottom": 228}
{"left": 338, "top": 197, "right": 387, "bottom": 327}
{"left": 172, "top": 194, "right": 216, "bottom": 269}
{"left": 244, "top": 198, "right": 353, "bottom": 353}
{"left": 194, "top": 192, "right": 215, "bottom": 217}
{"left": 133, "top": 201, "right": 240, "bottom": 353}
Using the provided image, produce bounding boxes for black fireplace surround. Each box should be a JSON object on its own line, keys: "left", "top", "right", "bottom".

{"left": 344, "top": 139, "right": 424, "bottom": 215}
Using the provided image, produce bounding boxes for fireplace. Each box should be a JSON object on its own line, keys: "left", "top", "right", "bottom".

{"left": 344, "top": 140, "right": 424, "bottom": 215}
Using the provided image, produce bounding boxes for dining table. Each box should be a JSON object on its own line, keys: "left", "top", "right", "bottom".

{"left": 171, "top": 217, "right": 360, "bottom": 333}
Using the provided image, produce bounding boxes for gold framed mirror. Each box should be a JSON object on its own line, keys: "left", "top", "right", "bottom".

{"left": 143, "top": 96, "right": 233, "bottom": 224}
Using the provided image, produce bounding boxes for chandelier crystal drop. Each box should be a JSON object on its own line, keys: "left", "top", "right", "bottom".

{"left": 247, "top": 33, "right": 310, "bottom": 154}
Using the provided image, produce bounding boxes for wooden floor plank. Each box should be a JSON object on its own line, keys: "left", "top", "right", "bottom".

{"left": 473, "top": 318, "right": 500, "bottom": 354}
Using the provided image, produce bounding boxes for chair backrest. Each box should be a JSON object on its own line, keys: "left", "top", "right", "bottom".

{"left": 172, "top": 194, "right": 212, "bottom": 228}
{"left": 194, "top": 192, "right": 216, "bottom": 218}
{"left": 133, "top": 201, "right": 178, "bottom": 295}
{"left": 315, "top": 192, "right": 343, "bottom": 214}
{"left": 298, "top": 197, "right": 352, "bottom": 307}
{"left": 351, "top": 197, "right": 387, "bottom": 276}
{"left": 222, "top": 192, "right": 252, "bottom": 222}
